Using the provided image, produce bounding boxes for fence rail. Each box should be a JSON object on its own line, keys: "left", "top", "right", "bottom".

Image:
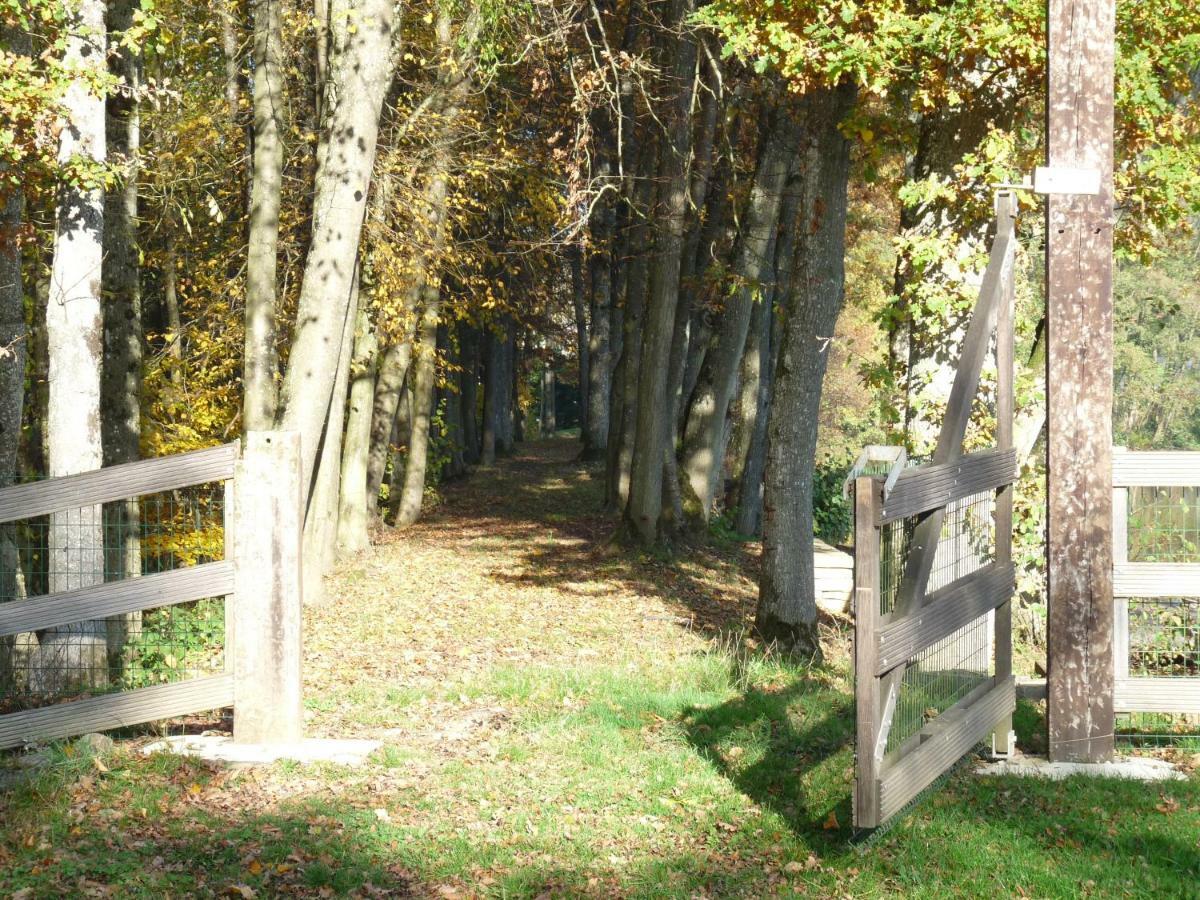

{"left": 0, "top": 433, "right": 302, "bottom": 751}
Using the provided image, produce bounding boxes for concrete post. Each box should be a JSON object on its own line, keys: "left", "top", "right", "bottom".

{"left": 232, "top": 431, "right": 303, "bottom": 744}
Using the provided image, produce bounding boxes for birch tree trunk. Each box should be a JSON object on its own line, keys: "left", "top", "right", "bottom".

{"left": 275, "top": 0, "right": 396, "bottom": 492}
{"left": 244, "top": 0, "right": 284, "bottom": 431}
{"left": 32, "top": 0, "right": 109, "bottom": 691}
{"left": 757, "top": 82, "right": 857, "bottom": 658}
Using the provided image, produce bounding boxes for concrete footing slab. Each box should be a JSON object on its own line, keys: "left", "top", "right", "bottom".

{"left": 975, "top": 751, "right": 1185, "bottom": 782}
{"left": 141, "top": 736, "right": 382, "bottom": 767}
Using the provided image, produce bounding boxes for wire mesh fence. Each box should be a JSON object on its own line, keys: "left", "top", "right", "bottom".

{"left": 1117, "top": 485, "right": 1200, "bottom": 746}
{"left": 881, "top": 492, "right": 997, "bottom": 756}
{"left": 0, "top": 482, "right": 228, "bottom": 715}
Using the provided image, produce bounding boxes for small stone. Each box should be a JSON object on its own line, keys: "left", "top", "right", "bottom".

{"left": 76, "top": 733, "right": 115, "bottom": 755}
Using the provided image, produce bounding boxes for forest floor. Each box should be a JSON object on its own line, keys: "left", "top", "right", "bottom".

{"left": 2, "top": 437, "right": 1200, "bottom": 898}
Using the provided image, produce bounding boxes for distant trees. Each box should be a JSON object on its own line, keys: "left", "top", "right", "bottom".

{"left": 3, "top": 0, "right": 1199, "bottom": 663}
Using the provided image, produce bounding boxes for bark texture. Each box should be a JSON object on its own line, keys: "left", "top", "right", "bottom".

{"left": 34, "top": 0, "right": 109, "bottom": 689}
{"left": 244, "top": 0, "right": 284, "bottom": 431}
{"left": 756, "top": 83, "right": 857, "bottom": 658}
{"left": 275, "top": 0, "right": 395, "bottom": 493}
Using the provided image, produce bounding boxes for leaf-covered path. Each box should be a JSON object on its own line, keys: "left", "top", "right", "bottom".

{"left": 3, "top": 437, "right": 1199, "bottom": 898}
{"left": 303, "top": 438, "right": 762, "bottom": 740}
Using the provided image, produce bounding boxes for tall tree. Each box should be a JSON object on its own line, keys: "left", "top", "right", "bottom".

{"left": 31, "top": 0, "right": 110, "bottom": 688}
{"left": 275, "top": 0, "right": 396, "bottom": 490}
{"left": 757, "top": 83, "right": 857, "bottom": 656}
{"left": 243, "top": 0, "right": 284, "bottom": 431}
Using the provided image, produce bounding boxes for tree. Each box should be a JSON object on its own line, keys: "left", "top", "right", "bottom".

{"left": 31, "top": 0, "right": 110, "bottom": 689}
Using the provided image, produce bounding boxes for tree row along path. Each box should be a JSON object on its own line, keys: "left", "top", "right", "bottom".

{"left": 3, "top": 437, "right": 1200, "bottom": 898}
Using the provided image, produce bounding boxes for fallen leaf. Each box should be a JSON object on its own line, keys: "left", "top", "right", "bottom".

{"left": 823, "top": 811, "right": 839, "bottom": 830}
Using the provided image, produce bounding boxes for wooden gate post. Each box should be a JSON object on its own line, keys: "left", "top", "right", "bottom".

{"left": 1045, "top": 0, "right": 1117, "bottom": 763}
{"left": 232, "top": 431, "right": 304, "bottom": 745}
{"left": 853, "top": 476, "right": 883, "bottom": 829}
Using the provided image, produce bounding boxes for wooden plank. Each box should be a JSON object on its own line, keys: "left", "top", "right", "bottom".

{"left": 853, "top": 476, "right": 883, "bottom": 829}
{"left": 1113, "top": 563, "right": 1200, "bottom": 598}
{"left": 0, "top": 675, "right": 234, "bottom": 750}
{"left": 880, "top": 448, "right": 1018, "bottom": 525}
{"left": 878, "top": 676, "right": 1015, "bottom": 822}
{"left": 1046, "top": 0, "right": 1117, "bottom": 764}
{"left": 992, "top": 251, "right": 1015, "bottom": 754}
{"left": 0, "top": 561, "right": 233, "bottom": 638}
{"left": 1114, "top": 677, "right": 1200, "bottom": 714}
{"left": 0, "top": 444, "right": 238, "bottom": 524}
{"left": 1113, "top": 451, "right": 1200, "bottom": 487}
{"left": 876, "top": 562, "right": 1015, "bottom": 674}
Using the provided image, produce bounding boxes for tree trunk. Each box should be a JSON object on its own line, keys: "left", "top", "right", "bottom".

{"left": 244, "top": 0, "right": 284, "bottom": 431}
{"left": 365, "top": 337, "right": 413, "bottom": 516}
{"left": 304, "top": 271, "right": 357, "bottom": 605}
{"left": 757, "top": 82, "right": 857, "bottom": 658}
{"left": 582, "top": 161, "right": 615, "bottom": 459}
{"left": 569, "top": 246, "right": 589, "bottom": 436}
{"left": 275, "top": 0, "right": 395, "bottom": 492}
{"left": 0, "top": 25, "right": 29, "bottom": 691}
{"left": 102, "top": 0, "right": 144, "bottom": 661}
{"left": 335, "top": 301, "right": 378, "bottom": 555}
{"left": 481, "top": 326, "right": 499, "bottom": 465}
{"left": 622, "top": 0, "right": 697, "bottom": 546}
{"left": 605, "top": 137, "right": 657, "bottom": 510}
{"left": 680, "top": 106, "right": 795, "bottom": 525}
{"left": 459, "top": 322, "right": 481, "bottom": 462}
{"left": 732, "top": 180, "right": 797, "bottom": 537}
{"left": 540, "top": 366, "right": 556, "bottom": 436}
{"left": 441, "top": 324, "right": 467, "bottom": 478}
{"left": 395, "top": 301, "right": 440, "bottom": 527}
{"left": 33, "top": 0, "right": 109, "bottom": 691}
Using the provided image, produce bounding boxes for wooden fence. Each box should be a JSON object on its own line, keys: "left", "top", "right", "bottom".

{"left": 0, "top": 432, "right": 302, "bottom": 749}
{"left": 1112, "top": 450, "right": 1200, "bottom": 716}
{"left": 854, "top": 193, "right": 1019, "bottom": 829}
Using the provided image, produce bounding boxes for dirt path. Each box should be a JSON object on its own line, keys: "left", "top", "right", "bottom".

{"left": 303, "top": 438, "right": 759, "bottom": 739}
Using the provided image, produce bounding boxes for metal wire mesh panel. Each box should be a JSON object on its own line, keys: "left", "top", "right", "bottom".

{"left": 0, "top": 483, "right": 227, "bottom": 714}
{"left": 882, "top": 492, "right": 997, "bottom": 756}
{"left": 1128, "top": 486, "right": 1200, "bottom": 562}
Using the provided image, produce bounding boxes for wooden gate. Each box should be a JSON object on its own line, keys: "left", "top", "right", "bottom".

{"left": 0, "top": 432, "right": 302, "bottom": 750}
{"left": 853, "top": 193, "right": 1019, "bottom": 829}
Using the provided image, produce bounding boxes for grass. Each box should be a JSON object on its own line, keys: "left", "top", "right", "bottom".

{"left": 2, "top": 439, "right": 1199, "bottom": 897}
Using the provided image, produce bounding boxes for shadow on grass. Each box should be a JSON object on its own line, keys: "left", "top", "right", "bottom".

{"left": 681, "top": 673, "right": 858, "bottom": 851}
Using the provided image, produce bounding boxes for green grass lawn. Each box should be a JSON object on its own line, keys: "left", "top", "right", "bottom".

{"left": 2, "top": 441, "right": 1198, "bottom": 897}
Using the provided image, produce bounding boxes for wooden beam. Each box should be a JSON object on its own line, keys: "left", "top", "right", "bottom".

{"left": 878, "top": 677, "right": 1015, "bottom": 823}
{"left": 1113, "top": 563, "right": 1200, "bottom": 598}
{"left": 880, "top": 448, "right": 1017, "bottom": 524}
{"left": 0, "top": 443, "right": 238, "bottom": 524}
{"left": 1114, "top": 678, "right": 1200, "bottom": 715}
{"left": 876, "top": 562, "right": 1015, "bottom": 674}
{"left": 0, "top": 675, "right": 234, "bottom": 750}
{"left": 1112, "top": 450, "right": 1200, "bottom": 486}
{"left": 0, "top": 562, "right": 233, "bottom": 638}
{"left": 1045, "top": 0, "right": 1117, "bottom": 763}
{"left": 853, "top": 476, "right": 883, "bottom": 829}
